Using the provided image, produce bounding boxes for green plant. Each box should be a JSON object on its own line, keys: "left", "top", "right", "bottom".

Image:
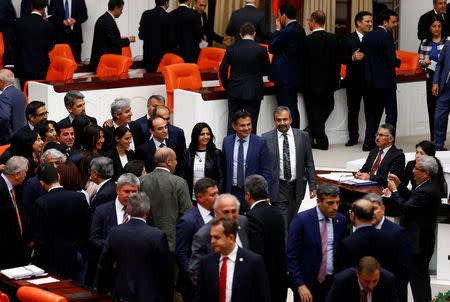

{"left": 432, "top": 290, "right": 450, "bottom": 302}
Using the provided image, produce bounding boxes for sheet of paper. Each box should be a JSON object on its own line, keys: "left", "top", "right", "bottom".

{"left": 28, "top": 277, "right": 60, "bottom": 285}
{"left": 428, "top": 60, "right": 437, "bottom": 72}
{"left": 199, "top": 40, "right": 208, "bottom": 49}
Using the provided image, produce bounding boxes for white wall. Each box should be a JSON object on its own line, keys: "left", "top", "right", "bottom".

{"left": 399, "top": 0, "right": 432, "bottom": 52}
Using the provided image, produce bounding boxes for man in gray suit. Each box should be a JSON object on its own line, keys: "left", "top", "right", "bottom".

{"left": 139, "top": 147, "right": 192, "bottom": 253}
{"left": 188, "top": 193, "right": 249, "bottom": 286}
{"left": 262, "top": 106, "right": 317, "bottom": 230}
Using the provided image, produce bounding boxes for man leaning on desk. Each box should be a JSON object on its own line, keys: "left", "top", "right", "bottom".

{"left": 355, "top": 123, "right": 405, "bottom": 187}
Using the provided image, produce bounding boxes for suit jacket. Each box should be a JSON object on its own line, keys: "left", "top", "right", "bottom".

{"left": 104, "top": 147, "right": 135, "bottom": 181}
{"left": 0, "top": 0, "right": 17, "bottom": 65}
{"left": 342, "top": 31, "right": 365, "bottom": 89}
{"left": 195, "top": 247, "right": 270, "bottom": 302}
{"left": 182, "top": 148, "right": 225, "bottom": 196}
{"left": 219, "top": 39, "right": 270, "bottom": 101}
{"left": 286, "top": 207, "right": 347, "bottom": 290}
{"left": 96, "top": 219, "right": 173, "bottom": 302}
{"left": 21, "top": 176, "right": 46, "bottom": 243}
{"left": 139, "top": 168, "right": 192, "bottom": 252}
{"left": 418, "top": 10, "right": 450, "bottom": 41}
{"left": 138, "top": 6, "right": 170, "bottom": 72}
{"left": 168, "top": 5, "right": 202, "bottom": 63}
{"left": 304, "top": 30, "right": 341, "bottom": 96}
{"left": 102, "top": 121, "right": 144, "bottom": 152}
{"left": 135, "top": 137, "right": 182, "bottom": 175}
{"left": 268, "top": 21, "right": 306, "bottom": 89}
{"left": 34, "top": 187, "right": 89, "bottom": 278}
{"left": 48, "top": 0, "right": 88, "bottom": 45}
{"left": 189, "top": 215, "right": 249, "bottom": 286}
{"left": 58, "top": 114, "right": 97, "bottom": 125}
{"left": 247, "top": 201, "right": 287, "bottom": 301}
{"left": 0, "top": 176, "right": 27, "bottom": 268}
{"left": 199, "top": 11, "right": 223, "bottom": 46}
{"left": 361, "top": 26, "right": 401, "bottom": 90}
{"left": 326, "top": 267, "right": 398, "bottom": 302}
{"left": 89, "top": 179, "right": 117, "bottom": 216}
{"left": 20, "top": 0, "right": 32, "bottom": 17}
{"left": 89, "top": 12, "right": 130, "bottom": 71}
{"left": 135, "top": 115, "right": 187, "bottom": 150}
{"left": 359, "top": 145, "right": 405, "bottom": 187}
{"left": 225, "top": 5, "right": 269, "bottom": 43}
{"left": 15, "top": 13, "right": 56, "bottom": 77}
{"left": 262, "top": 128, "right": 316, "bottom": 209}
{"left": 433, "top": 40, "right": 450, "bottom": 94}
{"left": 0, "top": 85, "right": 27, "bottom": 144}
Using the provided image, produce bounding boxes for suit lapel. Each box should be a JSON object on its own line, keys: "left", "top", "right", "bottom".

{"left": 237, "top": 223, "right": 249, "bottom": 248}
{"left": 231, "top": 248, "right": 243, "bottom": 299}
{"left": 194, "top": 207, "right": 204, "bottom": 228}
{"left": 245, "top": 134, "right": 253, "bottom": 174}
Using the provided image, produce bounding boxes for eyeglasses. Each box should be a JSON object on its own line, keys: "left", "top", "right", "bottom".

{"left": 35, "top": 111, "right": 49, "bottom": 117}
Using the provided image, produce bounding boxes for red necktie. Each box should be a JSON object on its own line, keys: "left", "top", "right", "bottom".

{"left": 317, "top": 218, "right": 327, "bottom": 283}
{"left": 219, "top": 256, "right": 228, "bottom": 302}
{"left": 369, "top": 149, "right": 383, "bottom": 175}
{"left": 361, "top": 290, "right": 368, "bottom": 302}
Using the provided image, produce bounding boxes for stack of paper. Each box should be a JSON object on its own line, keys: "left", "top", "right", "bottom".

{"left": 1, "top": 265, "right": 47, "bottom": 280}
{"left": 319, "top": 173, "right": 377, "bottom": 186}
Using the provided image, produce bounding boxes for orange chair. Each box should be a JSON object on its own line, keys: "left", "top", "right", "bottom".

{"left": 259, "top": 44, "right": 273, "bottom": 63}
{"left": 162, "top": 63, "right": 203, "bottom": 112}
{"left": 340, "top": 64, "right": 347, "bottom": 79}
{"left": 49, "top": 44, "right": 75, "bottom": 63}
{"left": 0, "top": 144, "right": 10, "bottom": 157}
{"left": 121, "top": 37, "right": 132, "bottom": 58}
{"left": 95, "top": 54, "right": 132, "bottom": 78}
{"left": 395, "top": 50, "right": 423, "bottom": 74}
{"left": 0, "top": 32, "right": 4, "bottom": 69}
{"left": 0, "top": 289, "right": 10, "bottom": 302}
{"left": 17, "top": 286, "right": 68, "bottom": 302}
{"left": 156, "top": 53, "right": 185, "bottom": 73}
{"left": 197, "top": 47, "right": 226, "bottom": 72}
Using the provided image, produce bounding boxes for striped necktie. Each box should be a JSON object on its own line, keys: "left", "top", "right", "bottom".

{"left": 122, "top": 206, "right": 129, "bottom": 224}
{"left": 11, "top": 188, "right": 23, "bottom": 236}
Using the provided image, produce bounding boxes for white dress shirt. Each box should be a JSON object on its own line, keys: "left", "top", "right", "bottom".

{"left": 250, "top": 199, "right": 265, "bottom": 210}
{"left": 358, "top": 278, "right": 373, "bottom": 302}
{"left": 312, "top": 28, "right": 325, "bottom": 33}
{"left": 232, "top": 135, "right": 249, "bottom": 186}
{"left": 192, "top": 151, "right": 206, "bottom": 200}
{"left": 153, "top": 137, "right": 167, "bottom": 150}
{"left": 113, "top": 122, "right": 135, "bottom": 151}
{"left": 1, "top": 174, "right": 14, "bottom": 207}
{"left": 219, "top": 243, "right": 238, "bottom": 302}
{"left": 356, "top": 29, "right": 364, "bottom": 42}
{"left": 95, "top": 178, "right": 111, "bottom": 194}
{"left": 277, "top": 127, "right": 296, "bottom": 181}
{"left": 119, "top": 154, "right": 128, "bottom": 169}
{"left": 316, "top": 206, "right": 334, "bottom": 275}
{"left": 115, "top": 197, "right": 127, "bottom": 225}
{"left": 374, "top": 216, "right": 385, "bottom": 230}
{"left": 197, "top": 204, "right": 213, "bottom": 224}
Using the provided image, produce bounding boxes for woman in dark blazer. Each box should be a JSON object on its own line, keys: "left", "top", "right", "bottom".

{"left": 104, "top": 126, "right": 135, "bottom": 181}
{"left": 182, "top": 122, "right": 224, "bottom": 201}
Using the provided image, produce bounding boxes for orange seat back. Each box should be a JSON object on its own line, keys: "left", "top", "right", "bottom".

{"left": 96, "top": 54, "right": 132, "bottom": 78}
{"left": 259, "top": 43, "right": 273, "bottom": 63}
{"left": 340, "top": 64, "right": 347, "bottom": 79}
{"left": 0, "top": 289, "right": 10, "bottom": 302}
{"left": 121, "top": 37, "right": 132, "bottom": 58}
{"left": 0, "top": 32, "right": 4, "bottom": 69}
{"left": 396, "top": 50, "right": 421, "bottom": 74}
{"left": 157, "top": 53, "right": 185, "bottom": 73}
{"left": 49, "top": 44, "right": 75, "bottom": 63}
{"left": 0, "top": 144, "right": 10, "bottom": 156}
{"left": 197, "top": 47, "right": 226, "bottom": 72}
{"left": 46, "top": 56, "right": 78, "bottom": 81}
{"left": 162, "top": 63, "right": 203, "bottom": 112}
{"left": 17, "top": 286, "right": 68, "bottom": 302}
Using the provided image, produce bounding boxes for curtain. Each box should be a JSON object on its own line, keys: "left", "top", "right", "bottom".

{"left": 302, "top": 0, "right": 336, "bottom": 33}
{"left": 351, "top": 0, "right": 373, "bottom": 32}
{"left": 214, "top": 0, "right": 242, "bottom": 41}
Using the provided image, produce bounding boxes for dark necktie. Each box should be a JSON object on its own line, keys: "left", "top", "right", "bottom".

{"left": 210, "top": 211, "right": 215, "bottom": 218}
{"left": 64, "top": 0, "right": 71, "bottom": 33}
{"left": 219, "top": 256, "right": 228, "bottom": 302}
{"left": 237, "top": 139, "right": 245, "bottom": 188}
{"left": 282, "top": 133, "right": 292, "bottom": 181}
{"left": 361, "top": 290, "right": 368, "bottom": 302}
{"left": 160, "top": 142, "right": 166, "bottom": 148}
{"left": 369, "top": 149, "right": 383, "bottom": 175}
{"left": 317, "top": 218, "right": 327, "bottom": 283}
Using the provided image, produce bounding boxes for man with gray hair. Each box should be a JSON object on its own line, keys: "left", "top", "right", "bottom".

{"left": 59, "top": 91, "right": 97, "bottom": 125}
{"left": 89, "top": 156, "right": 116, "bottom": 214}
{"left": 0, "top": 69, "right": 27, "bottom": 144}
{"left": 96, "top": 191, "right": 173, "bottom": 301}
{"left": 0, "top": 156, "right": 29, "bottom": 268}
{"left": 385, "top": 155, "right": 441, "bottom": 302}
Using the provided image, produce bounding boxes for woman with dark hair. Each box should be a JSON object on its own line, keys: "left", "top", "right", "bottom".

{"left": 418, "top": 14, "right": 449, "bottom": 141}
{"left": 77, "top": 154, "right": 100, "bottom": 199}
{"left": 57, "top": 161, "right": 89, "bottom": 202}
{"left": 10, "top": 130, "right": 44, "bottom": 178}
{"left": 104, "top": 126, "right": 135, "bottom": 180}
{"left": 72, "top": 115, "right": 93, "bottom": 151}
{"left": 84, "top": 125, "right": 105, "bottom": 155}
{"left": 182, "top": 122, "right": 224, "bottom": 201}
{"left": 401, "top": 140, "right": 447, "bottom": 197}
{"left": 123, "top": 160, "right": 147, "bottom": 177}
{"left": 35, "top": 120, "right": 58, "bottom": 150}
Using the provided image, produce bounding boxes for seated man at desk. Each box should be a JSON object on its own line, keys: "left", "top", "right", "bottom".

{"left": 355, "top": 123, "right": 405, "bottom": 187}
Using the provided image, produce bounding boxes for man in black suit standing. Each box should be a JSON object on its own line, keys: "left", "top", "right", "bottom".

{"left": 268, "top": 4, "right": 306, "bottom": 129}
{"left": 89, "top": 0, "right": 135, "bottom": 71}
{"left": 226, "top": 0, "right": 269, "bottom": 43}
{"left": 48, "top": 0, "right": 88, "bottom": 61}
{"left": 0, "top": 0, "right": 17, "bottom": 67}
{"left": 96, "top": 192, "right": 173, "bottom": 302}
{"left": 169, "top": 0, "right": 202, "bottom": 63}
{"left": 153, "top": 105, "right": 187, "bottom": 151}
{"left": 303, "top": 10, "right": 341, "bottom": 150}
{"left": 361, "top": 9, "right": 401, "bottom": 151}
{"left": 89, "top": 156, "right": 116, "bottom": 215}
{"left": 15, "top": 0, "right": 56, "bottom": 89}
{"left": 135, "top": 95, "right": 165, "bottom": 141}
{"left": 418, "top": 0, "right": 449, "bottom": 41}
{"left": 0, "top": 156, "right": 29, "bottom": 269}
{"left": 342, "top": 11, "right": 373, "bottom": 147}
{"left": 219, "top": 23, "right": 270, "bottom": 134}
{"left": 55, "top": 121, "right": 75, "bottom": 156}
{"left": 384, "top": 156, "right": 441, "bottom": 302}
{"left": 59, "top": 91, "right": 97, "bottom": 125}
{"left": 138, "top": 0, "right": 170, "bottom": 72}
{"left": 245, "top": 175, "right": 286, "bottom": 302}
{"left": 194, "top": 0, "right": 230, "bottom": 48}
{"left": 356, "top": 124, "right": 405, "bottom": 188}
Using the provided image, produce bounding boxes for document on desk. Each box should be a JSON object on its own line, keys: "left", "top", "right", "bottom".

{"left": 319, "top": 173, "right": 377, "bottom": 186}
{"left": 28, "top": 277, "right": 60, "bottom": 285}
{"left": 1, "top": 265, "right": 46, "bottom": 280}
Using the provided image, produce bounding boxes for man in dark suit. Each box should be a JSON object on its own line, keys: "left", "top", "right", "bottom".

{"left": 48, "top": 0, "right": 88, "bottom": 61}
{"left": 356, "top": 124, "right": 405, "bottom": 188}
{"left": 135, "top": 95, "right": 165, "bottom": 141}
{"left": 225, "top": 0, "right": 269, "bottom": 43}
{"left": 96, "top": 192, "right": 173, "bottom": 302}
{"left": 175, "top": 178, "right": 218, "bottom": 302}
{"left": 303, "top": 10, "right": 340, "bottom": 150}
{"left": 342, "top": 11, "right": 373, "bottom": 147}
{"left": 56, "top": 120, "right": 75, "bottom": 156}
{"left": 0, "top": 0, "right": 17, "bottom": 66}
{"left": 168, "top": 0, "right": 202, "bottom": 63}
{"left": 268, "top": 4, "right": 306, "bottom": 129}
{"left": 0, "top": 69, "right": 26, "bottom": 144}
{"left": 89, "top": 156, "right": 116, "bottom": 214}
{"left": 220, "top": 23, "right": 270, "bottom": 134}
{"left": 0, "top": 156, "right": 29, "bottom": 269}
{"left": 19, "top": 101, "right": 47, "bottom": 133}
{"left": 20, "top": 0, "right": 33, "bottom": 17}
{"left": 222, "top": 110, "right": 272, "bottom": 213}
{"left": 89, "top": 0, "right": 135, "bottom": 71}
{"left": 326, "top": 256, "right": 398, "bottom": 302}
{"left": 15, "top": 0, "right": 56, "bottom": 89}
{"left": 189, "top": 193, "right": 249, "bottom": 286}
{"left": 361, "top": 9, "right": 401, "bottom": 151}
{"left": 153, "top": 104, "right": 186, "bottom": 151}
{"left": 59, "top": 91, "right": 97, "bottom": 125}
{"left": 418, "top": 0, "right": 449, "bottom": 41}
{"left": 385, "top": 156, "right": 441, "bottom": 302}
{"left": 194, "top": 0, "right": 230, "bottom": 47}
{"left": 286, "top": 183, "right": 347, "bottom": 302}
{"left": 262, "top": 106, "right": 316, "bottom": 230}
{"left": 138, "top": 0, "right": 170, "bottom": 72}
{"left": 195, "top": 216, "right": 270, "bottom": 302}
{"left": 245, "top": 175, "right": 286, "bottom": 302}
{"left": 34, "top": 163, "right": 89, "bottom": 281}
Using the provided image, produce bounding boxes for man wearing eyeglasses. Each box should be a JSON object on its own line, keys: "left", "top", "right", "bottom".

{"left": 19, "top": 101, "right": 48, "bottom": 133}
{"left": 355, "top": 123, "right": 405, "bottom": 188}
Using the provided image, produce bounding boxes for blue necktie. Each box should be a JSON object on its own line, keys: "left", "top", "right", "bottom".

{"left": 237, "top": 139, "right": 245, "bottom": 188}
{"left": 64, "top": 0, "right": 71, "bottom": 33}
